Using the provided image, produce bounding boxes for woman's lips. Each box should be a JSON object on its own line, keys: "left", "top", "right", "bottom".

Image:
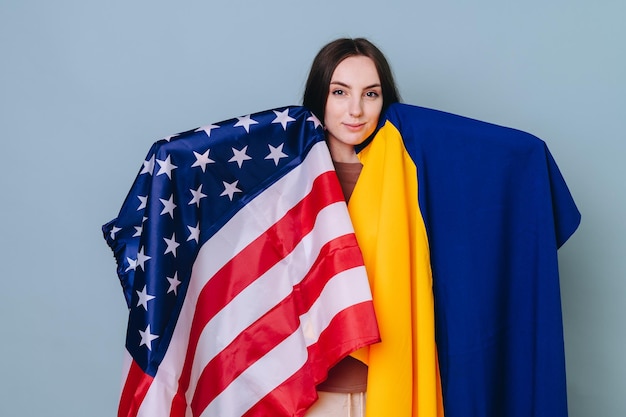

{"left": 344, "top": 122, "right": 366, "bottom": 131}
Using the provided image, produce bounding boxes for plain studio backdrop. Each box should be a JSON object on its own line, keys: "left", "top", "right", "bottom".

{"left": 1, "top": 1, "right": 624, "bottom": 416}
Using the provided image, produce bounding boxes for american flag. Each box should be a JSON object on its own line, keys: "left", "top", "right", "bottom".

{"left": 103, "top": 106, "right": 380, "bottom": 417}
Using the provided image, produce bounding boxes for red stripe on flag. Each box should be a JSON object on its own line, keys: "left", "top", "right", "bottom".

{"left": 189, "top": 235, "right": 364, "bottom": 415}
{"left": 118, "top": 360, "right": 154, "bottom": 417}
{"left": 170, "top": 171, "right": 344, "bottom": 415}
{"left": 242, "top": 302, "right": 380, "bottom": 417}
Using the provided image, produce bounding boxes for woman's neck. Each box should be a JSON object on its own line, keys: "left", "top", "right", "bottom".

{"left": 328, "top": 139, "right": 360, "bottom": 163}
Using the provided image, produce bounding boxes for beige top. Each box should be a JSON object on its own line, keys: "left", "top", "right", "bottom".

{"left": 316, "top": 160, "right": 367, "bottom": 394}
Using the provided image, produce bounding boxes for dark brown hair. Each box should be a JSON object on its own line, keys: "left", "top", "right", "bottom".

{"left": 303, "top": 38, "right": 400, "bottom": 122}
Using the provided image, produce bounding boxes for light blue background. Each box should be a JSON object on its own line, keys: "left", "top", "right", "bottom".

{"left": 1, "top": 1, "right": 624, "bottom": 416}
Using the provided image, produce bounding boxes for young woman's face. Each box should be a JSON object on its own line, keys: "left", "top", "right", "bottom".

{"left": 324, "top": 55, "right": 383, "bottom": 162}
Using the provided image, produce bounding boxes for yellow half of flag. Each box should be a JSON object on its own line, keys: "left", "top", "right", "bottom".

{"left": 349, "top": 120, "right": 444, "bottom": 417}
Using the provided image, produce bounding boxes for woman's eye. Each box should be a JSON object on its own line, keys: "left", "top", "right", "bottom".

{"left": 365, "top": 91, "right": 380, "bottom": 98}
{"left": 332, "top": 89, "right": 345, "bottom": 96}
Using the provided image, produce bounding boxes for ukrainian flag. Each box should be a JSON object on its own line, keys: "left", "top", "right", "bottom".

{"left": 349, "top": 103, "right": 580, "bottom": 417}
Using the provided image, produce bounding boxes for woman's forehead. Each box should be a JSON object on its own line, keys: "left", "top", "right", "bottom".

{"left": 331, "top": 56, "right": 380, "bottom": 86}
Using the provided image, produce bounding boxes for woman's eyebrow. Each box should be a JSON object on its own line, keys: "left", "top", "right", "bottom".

{"left": 330, "top": 81, "right": 351, "bottom": 88}
{"left": 330, "top": 81, "right": 381, "bottom": 89}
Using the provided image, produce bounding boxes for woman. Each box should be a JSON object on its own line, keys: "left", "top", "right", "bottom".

{"left": 302, "top": 37, "right": 401, "bottom": 417}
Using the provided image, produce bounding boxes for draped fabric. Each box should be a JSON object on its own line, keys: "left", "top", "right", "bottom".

{"left": 102, "top": 106, "right": 380, "bottom": 417}
{"left": 104, "top": 102, "right": 580, "bottom": 417}
{"left": 351, "top": 103, "right": 580, "bottom": 417}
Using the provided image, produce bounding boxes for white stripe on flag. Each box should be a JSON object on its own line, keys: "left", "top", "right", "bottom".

{"left": 299, "top": 265, "right": 373, "bottom": 348}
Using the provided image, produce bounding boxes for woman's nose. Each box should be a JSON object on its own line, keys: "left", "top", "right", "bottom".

{"left": 349, "top": 98, "right": 363, "bottom": 117}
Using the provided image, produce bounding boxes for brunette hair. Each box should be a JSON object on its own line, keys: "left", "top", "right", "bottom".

{"left": 303, "top": 37, "right": 400, "bottom": 122}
